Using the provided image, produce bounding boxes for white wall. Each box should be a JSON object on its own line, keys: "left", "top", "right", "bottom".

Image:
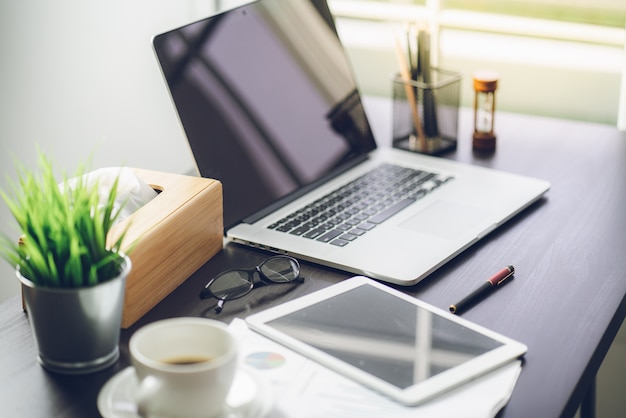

{"left": 0, "top": 0, "right": 222, "bottom": 302}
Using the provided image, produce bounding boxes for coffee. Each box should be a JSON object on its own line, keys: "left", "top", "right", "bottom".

{"left": 163, "top": 356, "right": 212, "bottom": 365}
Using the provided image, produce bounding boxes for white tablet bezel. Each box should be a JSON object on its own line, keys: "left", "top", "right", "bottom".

{"left": 245, "top": 276, "right": 527, "bottom": 406}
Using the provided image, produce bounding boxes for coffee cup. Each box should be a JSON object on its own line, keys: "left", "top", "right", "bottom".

{"left": 129, "top": 317, "right": 238, "bottom": 418}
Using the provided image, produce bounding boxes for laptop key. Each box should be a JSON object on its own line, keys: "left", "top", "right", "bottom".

{"left": 357, "top": 222, "right": 376, "bottom": 231}
{"left": 303, "top": 228, "right": 326, "bottom": 239}
{"left": 339, "top": 233, "right": 358, "bottom": 241}
{"left": 330, "top": 238, "right": 350, "bottom": 247}
{"left": 276, "top": 224, "right": 295, "bottom": 232}
{"left": 317, "top": 229, "right": 342, "bottom": 243}
{"left": 348, "top": 227, "right": 366, "bottom": 236}
{"left": 408, "top": 189, "right": 427, "bottom": 200}
{"left": 289, "top": 226, "right": 311, "bottom": 236}
{"left": 368, "top": 198, "right": 415, "bottom": 224}
{"left": 336, "top": 224, "right": 352, "bottom": 232}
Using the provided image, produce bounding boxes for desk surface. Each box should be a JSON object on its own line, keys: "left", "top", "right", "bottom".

{"left": 1, "top": 98, "right": 625, "bottom": 418}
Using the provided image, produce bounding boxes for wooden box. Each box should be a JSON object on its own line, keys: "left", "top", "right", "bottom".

{"left": 108, "top": 169, "right": 223, "bottom": 328}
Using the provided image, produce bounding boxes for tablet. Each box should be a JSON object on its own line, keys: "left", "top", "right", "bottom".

{"left": 246, "top": 276, "right": 527, "bottom": 406}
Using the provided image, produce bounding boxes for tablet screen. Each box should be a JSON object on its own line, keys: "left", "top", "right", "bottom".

{"left": 264, "top": 284, "right": 503, "bottom": 389}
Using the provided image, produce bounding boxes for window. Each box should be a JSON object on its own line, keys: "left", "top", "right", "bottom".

{"left": 330, "top": 0, "right": 626, "bottom": 125}
{"left": 444, "top": 0, "right": 626, "bottom": 28}
{"left": 333, "top": 0, "right": 626, "bottom": 28}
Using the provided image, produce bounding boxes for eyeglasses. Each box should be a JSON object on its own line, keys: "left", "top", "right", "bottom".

{"left": 199, "top": 255, "right": 304, "bottom": 313}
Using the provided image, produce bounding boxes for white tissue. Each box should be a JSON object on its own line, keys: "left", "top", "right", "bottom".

{"left": 62, "top": 167, "right": 158, "bottom": 224}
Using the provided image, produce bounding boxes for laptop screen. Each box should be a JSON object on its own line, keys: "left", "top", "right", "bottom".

{"left": 153, "top": 0, "right": 377, "bottom": 230}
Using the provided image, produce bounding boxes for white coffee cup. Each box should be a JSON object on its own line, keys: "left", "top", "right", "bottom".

{"left": 129, "top": 317, "right": 238, "bottom": 418}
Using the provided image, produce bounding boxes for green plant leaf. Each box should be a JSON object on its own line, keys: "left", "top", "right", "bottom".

{"left": 0, "top": 150, "right": 131, "bottom": 287}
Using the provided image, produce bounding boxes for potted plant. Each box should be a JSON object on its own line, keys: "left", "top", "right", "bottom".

{"left": 0, "top": 153, "right": 132, "bottom": 374}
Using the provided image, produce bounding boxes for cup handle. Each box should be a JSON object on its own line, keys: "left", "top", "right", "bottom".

{"left": 135, "top": 375, "right": 164, "bottom": 418}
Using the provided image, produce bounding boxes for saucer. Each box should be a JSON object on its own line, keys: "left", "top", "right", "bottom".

{"left": 98, "top": 366, "right": 274, "bottom": 418}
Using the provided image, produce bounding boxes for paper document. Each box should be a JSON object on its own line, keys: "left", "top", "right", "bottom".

{"left": 228, "top": 318, "right": 522, "bottom": 418}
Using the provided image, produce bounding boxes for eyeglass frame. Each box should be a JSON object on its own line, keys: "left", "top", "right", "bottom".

{"left": 198, "top": 255, "right": 304, "bottom": 313}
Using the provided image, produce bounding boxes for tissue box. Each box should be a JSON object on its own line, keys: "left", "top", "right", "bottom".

{"left": 108, "top": 168, "right": 223, "bottom": 328}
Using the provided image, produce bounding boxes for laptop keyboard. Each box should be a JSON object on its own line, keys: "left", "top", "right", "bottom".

{"left": 267, "top": 163, "right": 453, "bottom": 247}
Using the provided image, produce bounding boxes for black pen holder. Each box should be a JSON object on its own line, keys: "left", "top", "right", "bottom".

{"left": 392, "top": 68, "right": 461, "bottom": 155}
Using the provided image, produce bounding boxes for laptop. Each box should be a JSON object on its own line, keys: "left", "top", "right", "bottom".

{"left": 152, "top": 0, "right": 550, "bottom": 286}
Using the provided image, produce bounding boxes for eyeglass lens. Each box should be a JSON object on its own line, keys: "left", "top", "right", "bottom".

{"left": 259, "top": 256, "right": 299, "bottom": 282}
{"left": 209, "top": 270, "right": 253, "bottom": 300}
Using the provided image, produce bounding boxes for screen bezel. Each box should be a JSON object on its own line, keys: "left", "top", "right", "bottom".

{"left": 246, "top": 276, "right": 527, "bottom": 406}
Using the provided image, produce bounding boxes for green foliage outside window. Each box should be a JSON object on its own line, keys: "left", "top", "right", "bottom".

{"left": 338, "top": 0, "right": 626, "bottom": 28}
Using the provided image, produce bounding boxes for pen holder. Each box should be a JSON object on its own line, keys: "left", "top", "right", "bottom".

{"left": 392, "top": 68, "right": 461, "bottom": 155}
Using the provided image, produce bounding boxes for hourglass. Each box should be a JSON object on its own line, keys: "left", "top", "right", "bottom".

{"left": 472, "top": 71, "right": 499, "bottom": 152}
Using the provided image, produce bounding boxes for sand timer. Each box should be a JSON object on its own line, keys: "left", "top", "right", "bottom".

{"left": 472, "top": 71, "right": 499, "bottom": 152}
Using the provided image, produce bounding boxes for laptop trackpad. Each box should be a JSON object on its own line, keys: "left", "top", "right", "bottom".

{"left": 399, "top": 201, "right": 492, "bottom": 240}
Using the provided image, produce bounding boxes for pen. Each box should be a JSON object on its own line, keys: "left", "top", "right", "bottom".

{"left": 449, "top": 265, "right": 515, "bottom": 314}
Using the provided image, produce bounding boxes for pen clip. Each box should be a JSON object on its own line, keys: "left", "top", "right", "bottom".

{"left": 495, "top": 266, "right": 515, "bottom": 286}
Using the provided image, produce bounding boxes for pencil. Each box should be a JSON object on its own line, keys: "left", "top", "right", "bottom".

{"left": 394, "top": 36, "right": 426, "bottom": 150}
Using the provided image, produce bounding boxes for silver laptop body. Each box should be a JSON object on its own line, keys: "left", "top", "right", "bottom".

{"left": 152, "top": 0, "right": 549, "bottom": 286}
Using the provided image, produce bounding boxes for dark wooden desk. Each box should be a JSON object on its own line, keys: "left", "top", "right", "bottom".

{"left": 1, "top": 99, "right": 625, "bottom": 418}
